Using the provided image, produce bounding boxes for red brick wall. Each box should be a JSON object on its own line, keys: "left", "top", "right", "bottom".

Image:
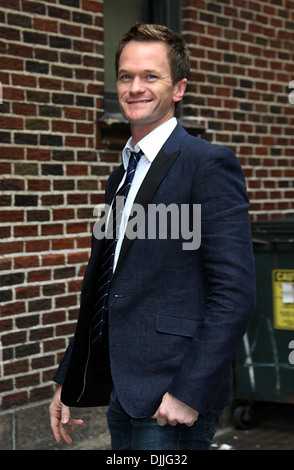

{"left": 0, "top": 0, "right": 112, "bottom": 408}
{"left": 181, "top": 0, "right": 294, "bottom": 219}
{"left": 0, "top": 0, "right": 294, "bottom": 410}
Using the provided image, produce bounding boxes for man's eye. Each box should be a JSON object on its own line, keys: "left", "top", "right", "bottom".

{"left": 147, "top": 75, "right": 157, "bottom": 80}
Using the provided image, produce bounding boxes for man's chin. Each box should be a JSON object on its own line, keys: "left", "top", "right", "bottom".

{"left": 120, "top": 103, "right": 154, "bottom": 123}
{"left": 123, "top": 113, "right": 151, "bottom": 126}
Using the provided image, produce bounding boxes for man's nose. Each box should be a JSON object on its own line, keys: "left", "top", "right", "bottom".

{"left": 129, "top": 77, "right": 145, "bottom": 94}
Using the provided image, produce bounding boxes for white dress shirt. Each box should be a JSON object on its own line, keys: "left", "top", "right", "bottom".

{"left": 113, "top": 117, "right": 177, "bottom": 271}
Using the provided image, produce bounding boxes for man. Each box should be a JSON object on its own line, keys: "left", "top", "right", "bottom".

{"left": 49, "top": 23, "right": 256, "bottom": 450}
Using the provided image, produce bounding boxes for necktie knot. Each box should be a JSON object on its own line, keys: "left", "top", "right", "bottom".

{"left": 121, "top": 150, "right": 143, "bottom": 200}
{"left": 128, "top": 149, "right": 143, "bottom": 173}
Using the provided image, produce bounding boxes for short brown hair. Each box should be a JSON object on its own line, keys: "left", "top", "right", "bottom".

{"left": 115, "top": 23, "right": 190, "bottom": 84}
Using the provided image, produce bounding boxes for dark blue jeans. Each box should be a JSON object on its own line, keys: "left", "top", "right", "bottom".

{"left": 106, "top": 389, "right": 222, "bottom": 450}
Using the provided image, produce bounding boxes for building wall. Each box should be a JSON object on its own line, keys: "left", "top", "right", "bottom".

{"left": 181, "top": 0, "right": 294, "bottom": 219}
{"left": 0, "top": 0, "right": 108, "bottom": 410}
{"left": 0, "top": 0, "right": 294, "bottom": 433}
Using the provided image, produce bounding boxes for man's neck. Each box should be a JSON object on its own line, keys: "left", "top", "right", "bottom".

{"left": 130, "top": 115, "right": 175, "bottom": 146}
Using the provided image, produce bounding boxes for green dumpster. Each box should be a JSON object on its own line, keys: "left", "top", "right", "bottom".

{"left": 233, "top": 218, "right": 294, "bottom": 428}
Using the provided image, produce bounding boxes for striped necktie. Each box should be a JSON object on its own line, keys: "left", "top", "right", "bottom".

{"left": 90, "top": 150, "right": 143, "bottom": 345}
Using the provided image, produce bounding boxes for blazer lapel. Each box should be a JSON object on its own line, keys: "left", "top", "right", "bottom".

{"left": 114, "top": 147, "right": 181, "bottom": 274}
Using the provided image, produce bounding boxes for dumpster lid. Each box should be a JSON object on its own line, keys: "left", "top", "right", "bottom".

{"left": 251, "top": 217, "right": 294, "bottom": 234}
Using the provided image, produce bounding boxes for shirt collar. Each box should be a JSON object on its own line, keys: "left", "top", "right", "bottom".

{"left": 122, "top": 117, "right": 177, "bottom": 169}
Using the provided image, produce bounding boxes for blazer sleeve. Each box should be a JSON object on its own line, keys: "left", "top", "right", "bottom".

{"left": 167, "top": 144, "right": 256, "bottom": 415}
{"left": 53, "top": 338, "right": 74, "bottom": 384}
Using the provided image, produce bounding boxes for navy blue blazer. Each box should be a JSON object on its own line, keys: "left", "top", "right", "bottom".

{"left": 54, "top": 123, "right": 256, "bottom": 418}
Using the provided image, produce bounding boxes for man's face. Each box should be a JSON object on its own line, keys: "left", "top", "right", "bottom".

{"left": 117, "top": 40, "right": 186, "bottom": 139}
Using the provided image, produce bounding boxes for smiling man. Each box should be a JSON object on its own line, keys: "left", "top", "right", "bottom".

{"left": 117, "top": 40, "right": 187, "bottom": 143}
{"left": 49, "top": 23, "right": 256, "bottom": 450}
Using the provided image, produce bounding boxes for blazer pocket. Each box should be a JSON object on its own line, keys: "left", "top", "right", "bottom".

{"left": 156, "top": 313, "right": 199, "bottom": 338}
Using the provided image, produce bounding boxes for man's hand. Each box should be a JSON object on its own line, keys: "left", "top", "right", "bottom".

{"left": 49, "top": 384, "right": 84, "bottom": 445}
{"left": 152, "top": 392, "right": 199, "bottom": 427}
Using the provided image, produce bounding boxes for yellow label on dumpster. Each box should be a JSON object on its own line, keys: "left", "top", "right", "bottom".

{"left": 273, "top": 269, "right": 294, "bottom": 330}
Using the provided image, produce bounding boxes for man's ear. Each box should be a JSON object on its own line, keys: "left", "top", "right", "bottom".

{"left": 173, "top": 78, "right": 187, "bottom": 103}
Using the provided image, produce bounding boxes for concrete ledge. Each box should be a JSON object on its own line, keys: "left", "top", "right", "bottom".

{"left": 0, "top": 400, "right": 110, "bottom": 450}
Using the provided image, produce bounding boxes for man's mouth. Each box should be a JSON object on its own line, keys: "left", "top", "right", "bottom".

{"left": 127, "top": 99, "right": 152, "bottom": 104}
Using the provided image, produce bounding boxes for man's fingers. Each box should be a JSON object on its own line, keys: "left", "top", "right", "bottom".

{"left": 156, "top": 416, "right": 168, "bottom": 427}
{"left": 168, "top": 419, "right": 178, "bottom": 426}
{"left": 185, "top": 421, "right": 195, "bottom": 427}
{"left": 50, "top": 416, "right": 62, "bottom": 444}
{"left": 60, "top": 424, "right": 73, "bottom": 445}
{"left": 151, "top": 393, "right": 199, "bottom": 428}
{"left": 69, "top": 418, "right": 84, "bottom": 427}
{"left": 58, "top": 418, "right": 84, "bottom": 445}
{"left": 61, "top": 407, "right": 70, "bottom": 424}
{"left": 49, "top": 386, "right": 84, "bottom": 445}
{"left": 156, "top": 410, "right": 178, "bottom": 427}
{"left": 152, "top": 409, "right": 170, "bottom": 427}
